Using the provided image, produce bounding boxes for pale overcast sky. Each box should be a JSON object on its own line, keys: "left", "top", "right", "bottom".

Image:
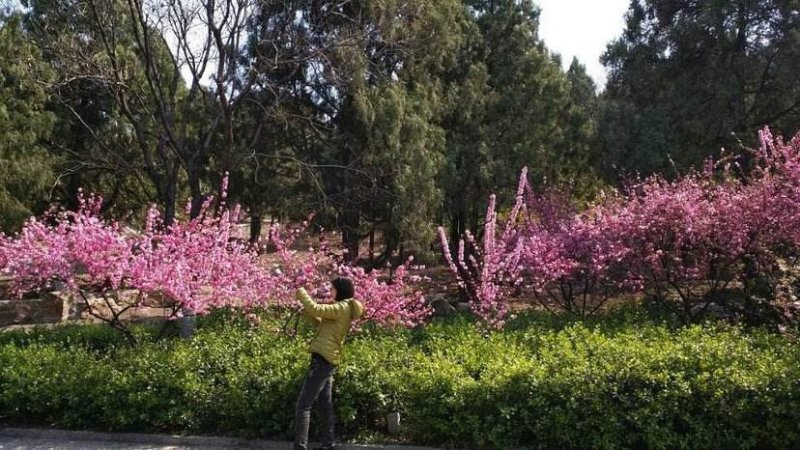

{"left": 536, "top": 0, "right": 631, "bottom": 88}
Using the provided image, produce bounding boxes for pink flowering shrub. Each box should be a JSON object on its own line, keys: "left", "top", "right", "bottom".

{"left": 337, "top": 261, "right": 430, "bottom": 329}
{"left": 131, "top": 195, "right": 279, "bottom": 317}
{"left": 528, "top": 210, "right": 639, "bottom": 317}
{"left": 610, "top": 170, "right": 750, "bottom": 318}
{"left": 438, "top": 170, "right": 531, "bottom": 327}
{"left": 0, "top": 176, "right": 431, "bottom": 341}
{"left": 440, "top": 128, "right": 800, "bottom": 325}
{"left": 439, "top": 168, "right": 638, "bottom": 323}
{"left": 610, "top": 128, "right": 800, "bottom": 320}
{"left": 0, "top": 186, "right": 278, "bottom": 342}
{"left": 266, "top": 222, "right": 430, "bottom": 330}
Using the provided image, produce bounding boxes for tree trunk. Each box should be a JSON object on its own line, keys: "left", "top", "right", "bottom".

{"left": 449, "top": 209, "right": 466, "bottom": 250}
{"left": 341, "top": 209, "right": 360, "bottom": 263}
{"left": 369, "top": 227, "right": 375, "bottom": 264}
{"left": 377, "top": 226, "right": 400, "bottom": 267}
{"left": 163, "top": 165, "right": 179, "bottom": 227}
{"left": 250, "top": 214, "right": 262, "bottom": 244}
{"left": 65, "top": 171, "right": 83, "bottom": 211}
{"left": 188, "top": 164, "right": 204, "bottom": 219}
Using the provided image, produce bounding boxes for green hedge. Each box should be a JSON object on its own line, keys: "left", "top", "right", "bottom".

{"left": 0, "top": 313, "right": 799, "bottom": 449}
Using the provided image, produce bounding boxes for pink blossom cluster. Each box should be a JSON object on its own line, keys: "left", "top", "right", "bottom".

{"left": 0, "top": 185, "right": 281, "bottom": 319}
{"left": 0, "top": 191, "right": 131, "bottom": 296}
{"left": 266, "top": 223, "right": 431, "bottom": 328}
{"left": 437, "top": 169, "right": 532, "bottom": 327}
{"left": 128, "top": 194, "right": 279, "bottom": 316}
{"left": 0, "top": 176, "right": 430, "bottom": 329}
{"left": 440, "top": 128, "right": 800, "bottom": 324}
{"left": 336, "top": 261, "right": 430, "bottom": 329}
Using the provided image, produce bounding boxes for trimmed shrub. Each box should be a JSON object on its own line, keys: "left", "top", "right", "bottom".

{"left": 0, "top": 313, "right": 799, "bottom": 449}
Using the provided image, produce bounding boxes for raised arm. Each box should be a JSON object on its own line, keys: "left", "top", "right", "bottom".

{"left": 302, "top": 308, "right": 322, "bottom": 325}
{"left": 296, "top": 288, "right": 349, "bottom": 320}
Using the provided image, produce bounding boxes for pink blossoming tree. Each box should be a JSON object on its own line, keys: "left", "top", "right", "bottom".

{"left": 440, "top": 128, "right": 800, "bottom": 325}
{"left": 0, "top": 176, "right": 430, "bottom": 342}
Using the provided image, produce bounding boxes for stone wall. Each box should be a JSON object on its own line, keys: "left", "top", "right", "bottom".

{"left": 0, "top": 294, "right": 69, "bottom": 326}
{"left": 0, "top": 279, "right": 172, "bottom": 328}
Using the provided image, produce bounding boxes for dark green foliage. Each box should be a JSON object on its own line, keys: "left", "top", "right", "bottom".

{"left": 242, "top": 0, "right": 471, "bottom": 259}
{"left": 599, "top": 0, "right": 800, "bottom": 177}
{"left": 1, "top": 311, "right": 799, "bottom": 449}
{"left": 0, "top": 0, "right": 602, "bottom": 256}
{"left": 0, "top": 324, "right": 128, "bottom": 352}
{"left": 0, "top": 14, "right": 57, "bottom": 232}
{"left": 441, "top": 1, "right": 601, "bottom": 241}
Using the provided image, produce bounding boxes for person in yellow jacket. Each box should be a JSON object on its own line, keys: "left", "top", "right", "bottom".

{"left": 294, "top": 277, "right": 363, "bottom": 450}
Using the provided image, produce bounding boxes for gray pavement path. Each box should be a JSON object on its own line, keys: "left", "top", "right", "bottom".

{"left": 0, "top": 428, "right": 439, "bottom": 450}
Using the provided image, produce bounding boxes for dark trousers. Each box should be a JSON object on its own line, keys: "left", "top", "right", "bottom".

{"left": 295, "top": 353, "right": 335, "bottom": 450}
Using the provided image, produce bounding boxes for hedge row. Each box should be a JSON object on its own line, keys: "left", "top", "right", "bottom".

{"left": 0, "top": 314, "right": 799, "bottom": 449}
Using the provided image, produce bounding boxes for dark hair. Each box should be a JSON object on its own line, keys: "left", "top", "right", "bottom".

{"left": 332, "top": 277, "right": 355, "bottom": 301}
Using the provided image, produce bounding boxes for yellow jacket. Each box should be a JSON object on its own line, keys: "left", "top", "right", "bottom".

{"left": 296, "top": 287, "right": 363, "bottom": 365}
